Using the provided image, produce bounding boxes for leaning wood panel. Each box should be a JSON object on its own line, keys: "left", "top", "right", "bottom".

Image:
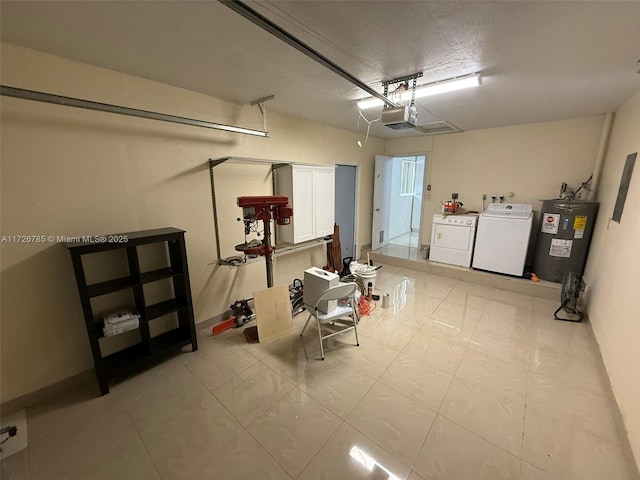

{"left": 253, "top": 285, "right": 293, "bottom": 343}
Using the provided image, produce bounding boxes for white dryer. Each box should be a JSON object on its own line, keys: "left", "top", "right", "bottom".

{"left": 472, "top": 203, "right": 533, "bottom": 276}
{"left": 430, "top": 214, "right": 478, "bottom": 267}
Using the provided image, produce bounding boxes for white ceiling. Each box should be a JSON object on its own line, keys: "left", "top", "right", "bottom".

{"left": 1, "top": 1, "right": 639, "bottom": 139}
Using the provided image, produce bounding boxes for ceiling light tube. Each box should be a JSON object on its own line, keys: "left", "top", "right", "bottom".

{"left": 357, "top": 73, "right": 482, "bottom": 110}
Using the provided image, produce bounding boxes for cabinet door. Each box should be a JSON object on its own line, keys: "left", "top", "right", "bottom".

{"left": 313, "top": 167, "right": 335, "bottom": 237}
{"left": 292, "top": 166, "right": 316, "bottom": 242}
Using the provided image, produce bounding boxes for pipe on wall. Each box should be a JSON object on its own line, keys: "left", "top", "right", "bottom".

{"left": 588, "top": 112, "right": 615, "bottom": 200}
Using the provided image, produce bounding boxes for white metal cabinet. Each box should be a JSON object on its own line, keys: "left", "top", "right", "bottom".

{"left": 276, "top": 164, "right": 335, "bottom": 244}
{"left": 290, "top": 166, "right": 315, "bottom": 242}
{"left": 312, "top": 167, "right": 335, "bottom": 237}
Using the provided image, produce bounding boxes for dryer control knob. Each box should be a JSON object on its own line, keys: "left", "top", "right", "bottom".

{"left": 466, "top": 220, "right": 472, "bottom": 225}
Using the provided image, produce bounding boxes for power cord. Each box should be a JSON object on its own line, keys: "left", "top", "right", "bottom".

{"left": 0, "top": 426, "right": 18, "bottom": 451}
{"left": 357, "top": 296, "right": 377, "bottom": 316}
{"left": 357, "top": 110, "right": 380, "bottom": 147}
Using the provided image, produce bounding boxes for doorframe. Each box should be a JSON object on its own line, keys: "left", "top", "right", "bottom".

{"left": 384, "top": 151, "right": 430, "bottom": 250}
{"left": 335, "top": 161, "right": 360, "bottom": 262}
{"left": 372, "top": 155, "right": 393, "bottom": 250}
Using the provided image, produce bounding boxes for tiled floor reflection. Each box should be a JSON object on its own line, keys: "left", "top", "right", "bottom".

{"left": 2, "top": 264, "right": 638, "bottom": 480}
{"left": 388, "top": 231, "right": 420, "bottom": 249}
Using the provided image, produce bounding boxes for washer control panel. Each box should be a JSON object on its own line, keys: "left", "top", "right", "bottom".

{"left": 484, "top": 203, "right": 533, "bottom": 218}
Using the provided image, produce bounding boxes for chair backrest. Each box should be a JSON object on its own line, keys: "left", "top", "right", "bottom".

{"left": 314, "top": 282, "right": 357, "bottom": 308}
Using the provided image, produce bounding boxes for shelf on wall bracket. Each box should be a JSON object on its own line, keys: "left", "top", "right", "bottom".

{"left": 208, "top": 156, "right": 293, "bottom": 260}
{"left": 208, "top": 156, "right": 335, "bottom": 263}
{"left": 250, "top": 95, "right": 275, "bottom": 133}
{"left": 216, "top": 238, "right": 332, "bottom": 267}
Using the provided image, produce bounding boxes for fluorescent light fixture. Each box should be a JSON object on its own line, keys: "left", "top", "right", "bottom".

{"left": 357, "top": 73, "right": 482, "bottom": 109}
{"left": 212, "top": 124, "right": 269, "bottom": 137}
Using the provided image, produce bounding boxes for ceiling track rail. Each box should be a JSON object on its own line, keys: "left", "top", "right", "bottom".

{"left": 0, "top": 85, "right": 269, "bottom": 138}
{"left": 219, "top": 0, "right": 398, "bottom": 108}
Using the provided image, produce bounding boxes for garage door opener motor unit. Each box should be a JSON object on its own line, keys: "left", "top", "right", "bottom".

{"left": 381, "top": 73, "right": 422, "bottom": 130}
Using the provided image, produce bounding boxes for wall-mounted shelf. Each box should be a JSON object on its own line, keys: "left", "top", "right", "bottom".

{"left": 217, "top": 238, "right": 331, "bottom": 266}
{"left": 209, "top": 157, "right": 335, "bottom": 264}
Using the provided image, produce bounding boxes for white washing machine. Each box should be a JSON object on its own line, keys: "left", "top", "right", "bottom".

{"left": 430, "top": 214, "right": 478, "bottom": 267}
{"left": 472, "top": 203, "right": 533, "bottom": 276}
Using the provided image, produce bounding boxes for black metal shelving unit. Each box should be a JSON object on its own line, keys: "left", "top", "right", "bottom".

{"left": 66, "top": 227, "right": 198, "bottom": 395}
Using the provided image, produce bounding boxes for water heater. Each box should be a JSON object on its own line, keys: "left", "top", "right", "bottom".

{"left": 533, "top": 200, "right": 599, "bottom": 283}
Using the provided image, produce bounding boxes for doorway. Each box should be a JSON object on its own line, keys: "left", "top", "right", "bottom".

{"left": 335, "top": 164, "right": 358, "bottom": 264}
{"left": 371, "top": 154, "right": 426, "bottom": 258}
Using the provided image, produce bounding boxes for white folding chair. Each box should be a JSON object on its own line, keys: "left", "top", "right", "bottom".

{"left": 300, "top": 282, "right": 360, "bottom": 360}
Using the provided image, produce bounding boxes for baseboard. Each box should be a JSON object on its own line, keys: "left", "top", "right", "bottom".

{"left": 1, "top": 369, "right": 95, "bottom": 416}
{"left": 0, "top": 313, "right": 232, "bottom": 416}
{"left": 368, "top": 250, "right": 560, "bottom": 300}
{"left": 586, "top": 314, "right": 640, "bottom": 479}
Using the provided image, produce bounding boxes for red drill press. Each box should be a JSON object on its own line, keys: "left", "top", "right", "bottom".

{"left": 235, "top": 196, "right": 293, "bottom": 288}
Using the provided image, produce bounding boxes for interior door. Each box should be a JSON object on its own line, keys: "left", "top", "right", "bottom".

{"left": 413, "top": 155, "right": 426, "bottom": 248}
{"left": 335, "top": 164, "right": 357, "bottom": 261}
{"left": 372, "top": 155, "right": 393, "bottom": 250}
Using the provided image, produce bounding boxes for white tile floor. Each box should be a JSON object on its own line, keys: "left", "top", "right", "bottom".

{"left": 2, "top": 264, "right": 638, "bottom": 480}
{"left": 375, "top": 230, "right": 423, "bottom": 262}
{"left": 388, "top": 231, "right": 420, "bottom": 249}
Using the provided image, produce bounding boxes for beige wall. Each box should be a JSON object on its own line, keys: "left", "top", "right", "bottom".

{"left": 0, "top": 43, "right": 382, "bottom": 402}
{"left": 2, "top": 44, "right": 638, "bottom": 473}
{"left": 583, "top": 89, "right": 640, "bottom": 466}
{"left": 386, "top": 117, "right": 605, "bottom": 248}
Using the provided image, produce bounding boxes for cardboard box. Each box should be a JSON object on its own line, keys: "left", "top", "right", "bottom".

{"left": 303, "top": 267, "right": 339, "bottom": 313}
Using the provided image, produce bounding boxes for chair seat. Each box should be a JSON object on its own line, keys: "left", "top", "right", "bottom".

{"left": 314, "top": 304, "right": 353, "bottom": 322}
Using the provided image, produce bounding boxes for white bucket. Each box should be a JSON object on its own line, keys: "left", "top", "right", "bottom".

{"left": 357, "top": 270, "right": 377, "bottom": 292}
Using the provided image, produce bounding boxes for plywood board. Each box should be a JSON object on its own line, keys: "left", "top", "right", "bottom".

{"left": 253, "top": 285, "right": 293, "bottom": 343}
